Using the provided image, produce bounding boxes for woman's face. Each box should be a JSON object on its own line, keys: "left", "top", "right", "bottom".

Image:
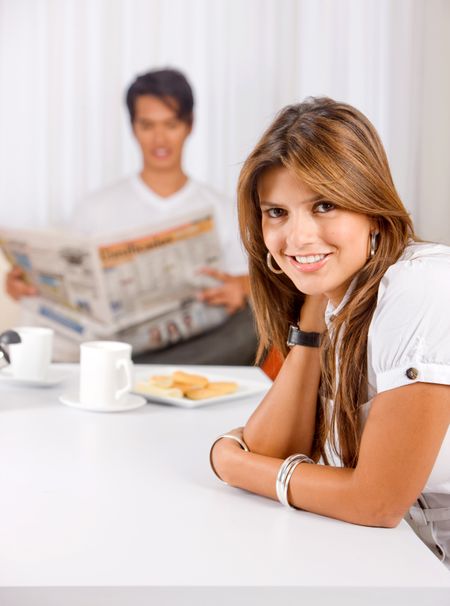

{"left": 259, "top": 166, "right": 375, "bottom": 306}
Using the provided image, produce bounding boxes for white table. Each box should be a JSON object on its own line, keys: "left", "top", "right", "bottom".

{"left": 0, "top": 364, "right": 449, "bottom": 606}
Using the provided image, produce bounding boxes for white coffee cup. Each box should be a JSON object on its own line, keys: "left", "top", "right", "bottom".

{"left": 8, "top": 327, "right": 53, "bottom": 381}
{"left": 79, "top": 341, "right": 133, "bottom": 409}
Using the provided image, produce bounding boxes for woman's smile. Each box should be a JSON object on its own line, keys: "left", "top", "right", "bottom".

{"left": 287, "top": 252, "right": 332, "bottom": 273}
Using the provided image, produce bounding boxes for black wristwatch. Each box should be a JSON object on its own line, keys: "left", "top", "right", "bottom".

{"left": 287, "top": 325, "right": 322, "bottom": 348}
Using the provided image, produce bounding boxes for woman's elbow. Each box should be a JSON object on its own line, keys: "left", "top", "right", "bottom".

{"left": 370, "top": 511, "right": 404, "bottom": 528}
{"left": 357, "top": 497, "right": 407, "bottom": 528}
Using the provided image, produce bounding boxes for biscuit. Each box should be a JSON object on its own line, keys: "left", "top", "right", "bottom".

{"left": 170, "top": 381, "right": 201, "bottom": 396}
{"left": 135, "top": 382, "right": 184, "bottom": 399}
{"left": 149, "top": 374, "right": 174, "bottom": 388}
{"left": 172, "top": 370, "right": 209, "bottom": 388}
{"left": 185, "top": 387, "right": 220, "bottom": 400}
{"left": 208, "top": 381, "right": 238, "bottom": 394}
{"left": 185, "top": 381, "right": 238, "bottom": 400}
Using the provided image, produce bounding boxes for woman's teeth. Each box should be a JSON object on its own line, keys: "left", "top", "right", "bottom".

{"left": 294, "top": 254, "right": 326, "bottom": 264}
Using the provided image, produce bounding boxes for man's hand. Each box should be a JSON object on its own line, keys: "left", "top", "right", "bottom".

{"left": 5, "top": 266, "right": 37, "bottom": 300}
{"left": 197, "top": 268, "right": 250, "bottom": 314}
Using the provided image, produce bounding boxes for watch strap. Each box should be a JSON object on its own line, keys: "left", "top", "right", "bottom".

{"left": 287, "top": 325, "right": 322, "bottom": 348}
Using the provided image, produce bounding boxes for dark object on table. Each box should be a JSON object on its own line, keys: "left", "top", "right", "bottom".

{"left": 0, "top": 330, "right": 21, "bottom": 364}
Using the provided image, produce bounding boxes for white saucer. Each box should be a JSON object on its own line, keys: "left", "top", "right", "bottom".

{"left": 59, "top": 391, "right": 147, "bottom": 413}
{"left": 0, "top": 365, "right": 70, "bottom": 388}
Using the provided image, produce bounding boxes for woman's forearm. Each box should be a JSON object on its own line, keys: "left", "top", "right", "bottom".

{"left": 218, "top": 444, "right": 401, "bottom": 528}
{"left": 244, "top": 344, "right": 321, "bottom": 458}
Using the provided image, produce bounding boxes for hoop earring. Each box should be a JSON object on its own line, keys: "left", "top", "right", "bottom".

{"left": 266, "top": 252, "right": 283, "bottom": 274}
{"left": 370, "top": 232, "right": 378, "bottom": 258}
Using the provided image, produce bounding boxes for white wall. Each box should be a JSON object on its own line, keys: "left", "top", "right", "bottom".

{"left": 0, "top": 0, "right": 449, "bottom": 236}
{"left": 415, "top": 0, "right": 450, "bottom": 243}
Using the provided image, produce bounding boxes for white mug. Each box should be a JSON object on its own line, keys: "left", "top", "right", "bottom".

{"left": 8, "top": 327, "right": 53, "bottom": 381}
{"left": 79, "top": 341, "right": 133, "bottom": 409}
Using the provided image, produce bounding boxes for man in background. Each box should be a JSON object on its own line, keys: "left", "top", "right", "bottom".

{"left": 5, "top": 68, "right": 257, "bottom": 365}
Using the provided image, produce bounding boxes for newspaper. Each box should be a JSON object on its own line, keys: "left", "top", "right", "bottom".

{"left": 0, "top": 207, "right": 228, "bottom": 355}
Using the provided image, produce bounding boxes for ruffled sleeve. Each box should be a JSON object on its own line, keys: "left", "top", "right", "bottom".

{"left": 368, "top": 254, "right": 450, "bottom": 393}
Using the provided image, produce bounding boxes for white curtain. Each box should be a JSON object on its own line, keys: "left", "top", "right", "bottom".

{"left": 0, "top": 0, "right": 449, "bottom": 242}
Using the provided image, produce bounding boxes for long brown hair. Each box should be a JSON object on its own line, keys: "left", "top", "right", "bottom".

{"left": 238, "top": 98, "right": 416, "bottom": 467}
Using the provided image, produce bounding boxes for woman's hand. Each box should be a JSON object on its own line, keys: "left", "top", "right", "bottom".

{"left": 298, "top": 293, "right": 328, "bottom": 333}
{"left": 223, "top": 426, "right": 245, "bottom": 440}
{"left": 210, "top": 427, "right": 245, "bottom": 482}
{"left": 197, "top": 268, "right": 249, "bottom": 314}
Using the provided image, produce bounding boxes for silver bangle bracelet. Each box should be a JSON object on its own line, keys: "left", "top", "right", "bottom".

{"left": 209, "top": 433, "right": 250, "bottom": 482}
{"left": 275, "top": 454, "right": 298, "bottom": 503}
{"left": 276, "top": 454, "right": 314, "bottom": 508}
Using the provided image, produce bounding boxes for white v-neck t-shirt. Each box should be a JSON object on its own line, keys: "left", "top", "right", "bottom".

{"left": 70, "top": 175, "right": 248, "bottom": 275}
{"left": 325, "top": 242, "right": 450, "bottom": 493}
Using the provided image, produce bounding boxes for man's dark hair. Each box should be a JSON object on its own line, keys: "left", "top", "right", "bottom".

{"left": 126, "top": 68, "right": 194, "bottom": 125}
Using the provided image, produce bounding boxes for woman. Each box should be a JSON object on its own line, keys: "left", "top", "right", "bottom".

{"left": 210, "top": 97, "right": 450, "bottom": 565}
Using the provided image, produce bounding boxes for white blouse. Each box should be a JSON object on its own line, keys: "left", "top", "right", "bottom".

{"left": 325, "top": 242, "right": 450, "bottom": 493}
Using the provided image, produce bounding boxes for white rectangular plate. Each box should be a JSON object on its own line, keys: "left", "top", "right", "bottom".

{"left": 132, "top": 365, "right": 269, "bottom": 408}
